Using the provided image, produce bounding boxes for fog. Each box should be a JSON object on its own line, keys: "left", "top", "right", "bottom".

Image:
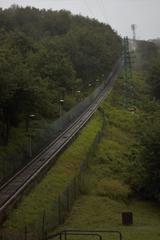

{"left": 1, "top": 0, "right": 160, "bottom": 40}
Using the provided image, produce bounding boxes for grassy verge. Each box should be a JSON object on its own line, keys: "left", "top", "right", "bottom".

{"left": 58, "top": 74, "right": 160, "bottom": 240}
{"left": 3, "top": 111, "right": 103, "bottom": 232}
{"left": 0, "top": 118, "right": 53, "bottom": 183}
{"left": 0, "top": 88, "right": 94, "bottom": 184}
{"left": 62, "top": 196, "right": 160, "bottom": 240}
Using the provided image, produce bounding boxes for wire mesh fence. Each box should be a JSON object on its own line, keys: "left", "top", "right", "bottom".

{"left": 0, "top": 59, "right": 121, "bottom": 186}
{"left": 0, "top": 108, "right": 107, "bottom": 240}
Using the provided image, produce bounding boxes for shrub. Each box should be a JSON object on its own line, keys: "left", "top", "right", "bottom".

{"left": 96, "top": 178, "right": 131, "bottom": 200}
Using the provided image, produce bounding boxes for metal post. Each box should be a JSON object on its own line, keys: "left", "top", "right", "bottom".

{"left": 76, "top": 90, "right": 81, "bottom": 101}
{"left": 64, "top": 231, "right": 67, "bottom": 240}
{"left": 58, "top": 195, "right": 61, "bottom": 225}
{"left": 59, "top": 232, "right": 62, "bottom": 240}
{"left": 74, "top": 177, "right": 77, "bottom": 199}
{"left": 66, "top": 187, "right": 70, "bottom": 211}
{"left": 24, "top": 225, "right": 27, "bottom": 240}
{"left": 29, "top": 133, "right": 32, "bottom": 159}
{"left": 0, "top": 231, "right": 2, "bottom": 240}
{"left": 42, "top": 210, "right": 46, "bottom": 240}
{"left": 26, "top": 114, "right": 36, "bottom": 159}
{"left": 59, "top": 100, "right": 64, "bottom": 117}
{"left": 59, "top": 103, "right": 62, "bottom": 117}
{"left": 59, "top": 100, "right": 64, "bottom": 131}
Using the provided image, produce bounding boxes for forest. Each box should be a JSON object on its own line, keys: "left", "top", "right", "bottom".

{"left": 0, "top": 5, "right": 121, "bottom": 182}
{"left": 3, "top": 37, "right": 160, "bottom": 239}
{"left": 1, "top": 5, "right": 160, "bottom": 240}
{"left": 0, "top": 5, "right": 121, "bottom": 144}
{"left": 0, "top": 5, "right": 160, "bottom": 202}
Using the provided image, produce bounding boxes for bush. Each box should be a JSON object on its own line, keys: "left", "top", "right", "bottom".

{"left": 96, "top": 178, "right": 131, "bottom": 200}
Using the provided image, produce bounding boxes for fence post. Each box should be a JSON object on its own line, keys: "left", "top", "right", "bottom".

{"left": 24, "top": 225, "right": 28, "bottom": 240}
{"left": 74, "top": 177, "right": 77, "bottom": 199}
{"left": 0, "top": 231, "right": 2, "bottom": 240}
{"left": 79, "top": 170, "right": 84, "bottom": 193}
{"left": 77, "top": 172, "right": 80, "bottom": 195}
{"left": 42, "top": 210, "right": 46, "bottom": 240}
{"left": 58, "top": 195, "right": 61, "bottom": 225}
{"left": 66, "top": 187, "right": 70, "bottom": 212}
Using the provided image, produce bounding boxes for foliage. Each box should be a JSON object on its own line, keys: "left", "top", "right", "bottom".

{"left": 147, "top": 58, "right": 160, "bottom": 99}
{"left": 4, "top": 112, "right": 102, "bottom": 231}
{"left": 134, "top": 111, "right": 160, "bottom": 201}
{"left": 96, "top": 178, "right": 131, "bottom": 200}
{"left": 55, "top": 68, "right": 160, "bottom": 240}
{"left": 136, "top": 40, "right": 160, "bottom": 100}
{"left": 129, "top": 41, "right": 160, "bottom": 201}
{"left": 136, "top": 40, "right": 159, "bottom": 74}
{"left": 0, "top": 6, "right": 121, "bottom": 182}
{"left": 0, "top": 6, "right": 121, "bottom": 145}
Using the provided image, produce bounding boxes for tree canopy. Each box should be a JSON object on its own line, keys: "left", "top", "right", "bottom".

{"left": 0, "top": 6, "right": 122, "bottom": 144}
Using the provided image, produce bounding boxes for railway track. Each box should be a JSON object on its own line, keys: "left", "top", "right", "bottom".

{"left": 0, "top": 60, "right": 122, "bottom": 223}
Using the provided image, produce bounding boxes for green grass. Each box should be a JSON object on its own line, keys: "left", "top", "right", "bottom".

{"left": 62, "top": 196, "right": 160, "bottom": 240}
{"left": 0, "top": 118, "right": 52, "bottom": 182}
{"left": 3, "top": 73, "right": 160, "bottom": 240}
{"left": 57, "top": 74, "right": 160, "bottom": 240}
{"left": 3, "top": 112, "right": 103, "bottom": 232}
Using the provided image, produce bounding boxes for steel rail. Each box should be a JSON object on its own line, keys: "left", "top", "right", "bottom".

{"left": 0, "top": 61, "right": 122, "bottom": 222}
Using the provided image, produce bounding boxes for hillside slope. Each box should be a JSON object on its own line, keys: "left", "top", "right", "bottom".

{"left": 59, "top": 73, "right": 160, "bottom": 240}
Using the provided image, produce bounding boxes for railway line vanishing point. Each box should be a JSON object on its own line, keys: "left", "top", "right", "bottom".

{"left": 0, "top": 60, "right": 123, "bottom": 223}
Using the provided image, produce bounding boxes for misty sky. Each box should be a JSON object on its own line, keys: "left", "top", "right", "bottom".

{"left": 0, "top": 0, "right": 160, "bottom": 40}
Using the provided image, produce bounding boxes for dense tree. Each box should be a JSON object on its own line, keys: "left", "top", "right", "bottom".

{"left": 134, "top": 111, "right": 160, "bottom": 201}
{"left": 129, "top": 40, "right": 160, "bottom": 201}
{"left": 136, "top": 40, "right": 159, "bottom": 73}
{"left": 0, "top": 6, "right": 121, "bottom": 144}
{"left": 148, "top": 58, "right": 160, "bottom": 99}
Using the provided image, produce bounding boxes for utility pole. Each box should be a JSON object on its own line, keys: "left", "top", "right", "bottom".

{"left": 26, "top": 114, "right": 36, "bottom": 159}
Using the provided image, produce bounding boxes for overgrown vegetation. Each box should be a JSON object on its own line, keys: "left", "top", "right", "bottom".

{"left": 0, "top": 5, "right": 121, "bottom": 145}
{"left": 58, "top": 41, "right": 160, "bottom": 240}
{"left": 4, "top": 111, "right": 103, "bottom": 232}
{"left": 60, "top": 74, "right": 160, "bottom": 240}
{"left": 131, "top": 41, "right": 160, "bottom": 201}
{"left": 0, "top": 5, "right": 121, "bottom": 183}
{"left": 1, "top": 5, "right": 160, "bottom": 239}
{"left": 63, "top": 196, "right": 160, "bottom": 240}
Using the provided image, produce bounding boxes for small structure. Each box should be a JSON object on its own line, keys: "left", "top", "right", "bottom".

{"left": 122, "top": 212, "right": 133, "bottom": 225}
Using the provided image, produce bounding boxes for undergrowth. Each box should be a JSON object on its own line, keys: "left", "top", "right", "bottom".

{"left": 4, "top": 112, "right": 102, "bottom": 232}
{"left": 59, "top": 73, "right": 160, "bottom": 240}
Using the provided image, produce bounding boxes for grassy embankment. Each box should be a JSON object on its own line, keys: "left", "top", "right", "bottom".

{"left": 3, "top": 111, "right": 103, "bottom": 232}
{"left": 59, "top": 74, "right": 160, "bottom": 240}
{"left": 0, "top": 90, "right": 93, "bottom": 183}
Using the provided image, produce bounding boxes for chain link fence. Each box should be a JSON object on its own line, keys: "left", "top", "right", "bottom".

{"left": 0, "top": 60, "right": 121, "bottom": 186}
{"left": 0, "top": 108, "right": 107, "bottom": 240}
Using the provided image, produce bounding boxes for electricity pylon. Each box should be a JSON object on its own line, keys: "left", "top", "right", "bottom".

{"left": 123, "top": 37, "right": 133, "bottom": 108}
{"left": 131, "top": 24, "right": 137, "bottom": 51}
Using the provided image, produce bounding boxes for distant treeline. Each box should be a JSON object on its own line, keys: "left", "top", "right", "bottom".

{"left": 0, "top": 5, "right": 121, "bottom": 144}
